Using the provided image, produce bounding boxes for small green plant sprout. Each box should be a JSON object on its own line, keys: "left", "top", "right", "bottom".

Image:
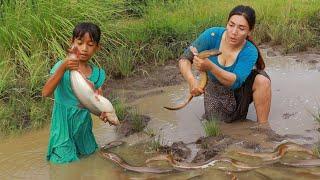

{"left": 130, "top": 108, "right": 145, "bottom": 132}
{"left": 146, "top": 135, "right": 162, "bottom": 153}
{"left": 203, "top": 116, "right": 221, "bottom": 137}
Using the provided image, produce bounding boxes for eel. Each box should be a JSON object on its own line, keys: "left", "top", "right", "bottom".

{"left": 101, "top": 141, "right": 320, "bottom": 174}
{"left": 237, "top": 141, "right": 316, "bottom": 162}
{"left": 145, "top": 141, "right": 320, "bottom": 171}
{"left": 99, "top": 141, "right": 175, "bottom": 174}
{"left": 145, "top": 154, "right": 260, "bottom": 172}
{"left": 164, "top": 49, "right": 221, "bottom": 110}
{"left": 281, "top": 159, "right": 320, "bottom": 168}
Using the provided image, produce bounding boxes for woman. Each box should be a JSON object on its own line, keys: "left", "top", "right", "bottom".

{"left": 179, "top": 5, "right": 271, "bottom": 124}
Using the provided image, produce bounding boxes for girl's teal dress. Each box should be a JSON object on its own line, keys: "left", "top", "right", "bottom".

{"left": 47, "top": 60, "right": 106, "bottom": 164}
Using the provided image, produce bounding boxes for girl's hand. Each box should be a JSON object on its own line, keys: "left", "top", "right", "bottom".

{"left": 100, "top": 112, "right": 109, "bottom": 123}
{"left": 94, "top": 88, "right": 103, "bottom": 96}
{"left": 100, "top": 112, "right": 117, "bottom": 126}
{"left": 64, "top": 45, "right": 80, "bottom": 71}
{"left": 63, "top": 59, "right": 79, "bottom": 71}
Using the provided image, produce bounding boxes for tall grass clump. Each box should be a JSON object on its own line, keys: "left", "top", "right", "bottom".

{"left": 109, "top": 93, "right": 146, "bottom": 133}
{"left": 312, "top": 108, "right": 320, "bottom": 124}
{"left": 108, "top": 47, "right": 135, "bottom": 78}
{"left": 203, "top": 117, "right": 221, "bottom": 137}
{"left": 313, "top": 141, "right": 320, "bottom": 158}
{"left": 130, "top": 108, "right": 145, "bottom": 132}
{"left": 147, "top": 135, "right": 163, "bottom": 152}
{"left": 110, "top": 96, "right": 128, "bottom": 121}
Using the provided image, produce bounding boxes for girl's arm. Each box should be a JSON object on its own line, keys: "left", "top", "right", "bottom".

{"left": 42, "top": 60, "right": 79, "bottom": 97}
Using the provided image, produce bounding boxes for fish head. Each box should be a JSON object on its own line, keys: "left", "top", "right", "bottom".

{"left": 106, "top": 112, "right": 120, "bottom": 125}
{"left": 198, "top": 49, "right": 222, "bottom": 59}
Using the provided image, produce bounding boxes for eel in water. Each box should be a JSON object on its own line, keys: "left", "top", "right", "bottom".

{"left": 145, "top": 154, "right": 261, "bottom": 172}
{"left": 237, "top": 141, "right": 319, "bottom": 162}
{"left": 281, "top": 159, "right": 320, "bottom": 168}
{"left": 68, "top": 46, "right": 120, "bottom": 125}
{"left": 99, "top": 141, "right": 175, "bottom": 174}
{"left": 145, "top": 141, "right": 320, "bottom": 171}
{"left": 164, "top": 49, "right": 221, "bottom": 110}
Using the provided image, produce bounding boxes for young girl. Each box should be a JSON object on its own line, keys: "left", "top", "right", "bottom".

{"left": 42, "top": 22, "right": 109, "bottom": 164}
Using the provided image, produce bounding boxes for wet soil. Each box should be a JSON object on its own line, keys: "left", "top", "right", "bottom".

{"left": 116, "top": 114, "right": 150, "bottom": 137}
{"left": 153, "top": 121, "right": 315, "bottom": 165}
{"left": 107, "top": 60, "right": 184, "bottom": 90}
{"left": 154, "top": 124, "right": 284, "bottom": 164}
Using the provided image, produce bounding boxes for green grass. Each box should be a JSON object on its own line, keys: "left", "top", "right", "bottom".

{"left": 110, "top": 96, "right": 128, "bottom": 121}
{"left": 147, "top": 135, "right": 162, "bottom": 152}
{"left": 129, "top": 108, "right": 145, "bottom": 132}
{"left": 313, "top": 141, "right": 320, "bottom": 158}
{"left": 203, "top": 117, "right": 221, "bottom": 137}
{"left": 144, "top": 127, "right": 156, "bottom": 137}
{"left": 312, "top": 109, "right": 320, "bottom": 124}
{"left": 109, "top": 94, "right": 146, "bottom": 133}
{"left": 308, "top": 104, "right": 320, "bottom": 125}
{"left": 1, "top": 0, "right": 320, "bottom": 134}
{"left": 108, "top": 46, "right": 135, "bottom": 78}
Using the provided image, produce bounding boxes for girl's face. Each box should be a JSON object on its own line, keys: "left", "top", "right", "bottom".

{"left": 72, "top": 32, "right": 99, "bottom": 61}
{"left": 225, "top": 15, "right": 251, "bottom": 46}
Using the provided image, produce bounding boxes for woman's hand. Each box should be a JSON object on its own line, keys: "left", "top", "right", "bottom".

{"left": 193, "top": 56, "right": 211, "bottom": 72}
{"left": 189, "top": 80, "right": 204, "bottom": 96}
{"left": 190, "top": 45, "right": 212, "bottom": 71}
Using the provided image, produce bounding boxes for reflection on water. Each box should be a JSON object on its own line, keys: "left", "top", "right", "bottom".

{"left": 1, "top": 48, "right": 320, "bottom": 179}
{"left": 249, "top": 49, "right": 320, "bottom": 141}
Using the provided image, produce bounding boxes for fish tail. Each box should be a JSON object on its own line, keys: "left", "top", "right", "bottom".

{"left": 164, "top": 95, "right": 193, "bottom": 110}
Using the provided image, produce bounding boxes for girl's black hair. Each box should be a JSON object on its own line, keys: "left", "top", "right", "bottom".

{"left": 72, "top": 22, "right": 101, "bottom": 44}
{"left": 228, "top": 5, "right": 265, "bottom": 70}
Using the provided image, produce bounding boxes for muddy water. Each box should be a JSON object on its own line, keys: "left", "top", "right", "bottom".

{"left": 1, "top": 47, "right": 320, "bottom": 179}
{"left": 135, "top": 47, "right": 320, "bottom": 145}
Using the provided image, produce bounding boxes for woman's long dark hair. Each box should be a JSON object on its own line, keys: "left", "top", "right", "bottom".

{"left": 228, "top": 5, "right": 265, "bottom": 70}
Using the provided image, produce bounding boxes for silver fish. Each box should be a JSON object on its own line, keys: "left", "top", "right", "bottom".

{"left": 70, "top": 70, "right": 120, "bottom": 125}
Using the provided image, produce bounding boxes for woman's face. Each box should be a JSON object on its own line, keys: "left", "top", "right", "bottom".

{"left": 226, "top": 15, "right": 251, "bottom": 46}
